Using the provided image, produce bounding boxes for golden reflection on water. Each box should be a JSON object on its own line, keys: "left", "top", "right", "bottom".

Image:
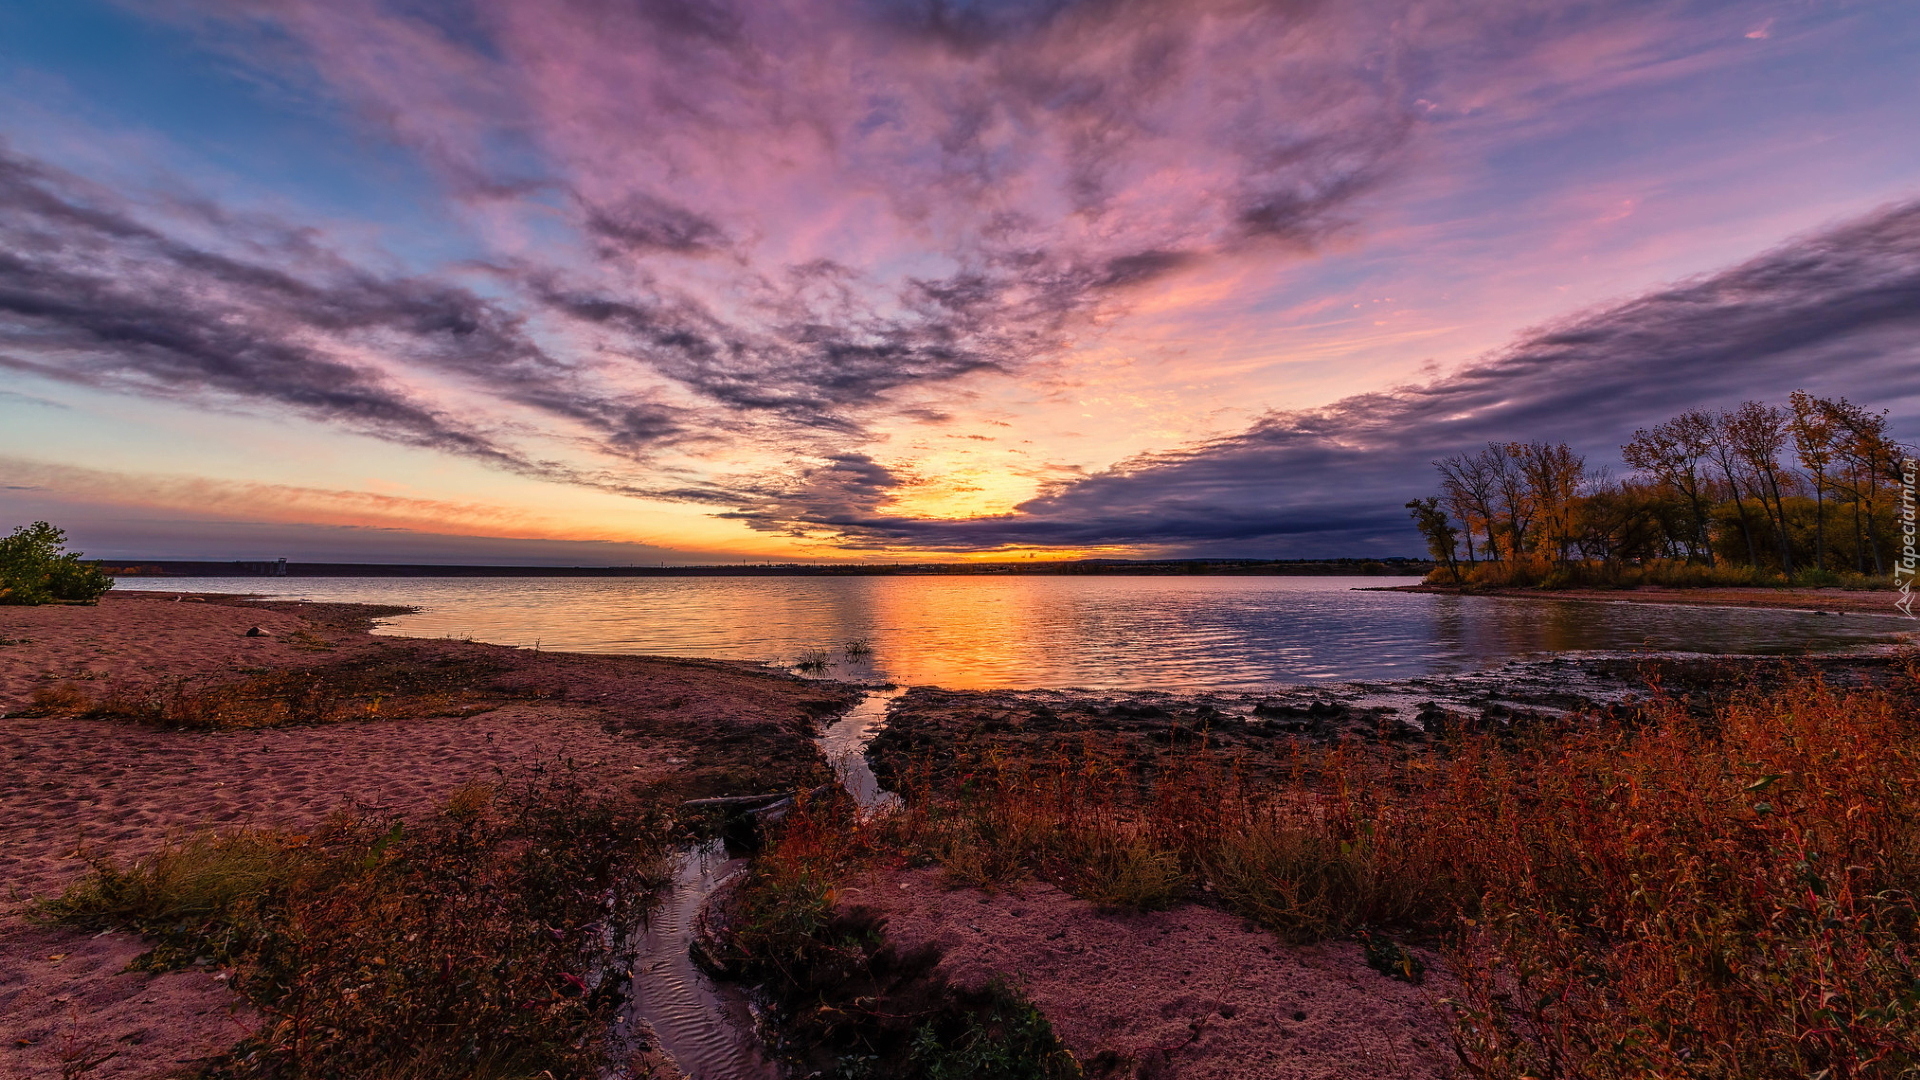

{"left": 117, "top": 577, "right": 1906, "bottom": 690}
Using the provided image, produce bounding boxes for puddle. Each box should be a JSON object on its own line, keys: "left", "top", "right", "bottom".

{"left": 616, "top": 687, "right": 904, "bottom": 1078}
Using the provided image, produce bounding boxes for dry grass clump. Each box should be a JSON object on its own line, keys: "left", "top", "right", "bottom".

{"left": 43, "top": 831, "right": 291, "bottom": 941}
{"left": 880, "top": 744, "right": 1456, "bottom": 933}
{"left": 1443, "top": 676, "right": 1920, "bottom": 1079}
{"left": 37, "top": 765, "right": 673, "bottom": 1079}
{"left": 24, "top": 649, "right": 511, "bottom": 730}
{"left": 857, "top": 667, "right": 1920, "bottom": 1077}
{"left": 27, "top": 682, "right": 92, "bottom": 714}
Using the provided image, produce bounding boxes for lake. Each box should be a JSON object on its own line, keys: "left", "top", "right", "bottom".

{"left": 110, "top": 575, "right": 1912, "bottom": 690}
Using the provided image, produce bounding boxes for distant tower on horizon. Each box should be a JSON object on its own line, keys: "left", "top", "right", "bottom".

{"left": 275, "top": 558, "right": 286, "bottom": 576}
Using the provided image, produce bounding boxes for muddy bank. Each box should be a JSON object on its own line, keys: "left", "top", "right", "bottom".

{"left": 1380, "top": 582, "right": 1914, "bottom": 618}
{"left": 865, "top": 650, "right": 1912, "bottom": 790}
{"left": 0, "top": 591, "right": 852, "bottom": 1080}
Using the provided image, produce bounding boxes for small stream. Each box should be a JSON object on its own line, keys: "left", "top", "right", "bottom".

{"left": 816, "top": 687, "right": 906, "bottom": 817}
{"left": 616, "top": 840, "right": 779, "bottom": 1080}
{"left": 614, "top": 687, "right": 902, "bottom": 1079}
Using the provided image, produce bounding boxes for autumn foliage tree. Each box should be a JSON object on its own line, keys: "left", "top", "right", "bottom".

{"left": 1415, "top": 393, "right": 1914, "bottom": 587}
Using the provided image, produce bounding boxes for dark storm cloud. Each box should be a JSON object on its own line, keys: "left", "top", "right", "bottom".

{"left": 0, "top": 153, "right": 518, "bottom": 466}
{"left": 763, "top": 201, "right": 1920, "bottom": 553}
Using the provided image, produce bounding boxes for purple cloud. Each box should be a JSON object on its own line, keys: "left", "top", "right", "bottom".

{"left": 752, "top": 200, "right": 1920, "bottom": 553}
{"left": 6, "top": 0, "right": 1902, "bottom": 556}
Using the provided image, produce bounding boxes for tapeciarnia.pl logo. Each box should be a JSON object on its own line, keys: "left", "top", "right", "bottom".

{"left": 1899, "top": 456, "right": 1917, "bottom": 619}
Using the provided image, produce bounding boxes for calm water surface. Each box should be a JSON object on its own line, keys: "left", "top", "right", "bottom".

{"left": 116, "top": 576, "right": 1909, "bottom": 690}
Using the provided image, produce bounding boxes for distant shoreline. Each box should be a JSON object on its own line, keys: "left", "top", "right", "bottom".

{"left": 101, "top": 557, "right": 1435, "bottom": 579}
{"left": 1374, "top": 582, "right": 1914, "bottom": 619}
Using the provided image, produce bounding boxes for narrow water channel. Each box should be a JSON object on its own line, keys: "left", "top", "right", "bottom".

{"left": 616, "top": 687, "right": 902, "bottom": 1078}
{"left": 617, "top": 839, "right": 779, "bottom": 1080}
{"left": 816, "top": 687, "right": 905, "bottom": 816}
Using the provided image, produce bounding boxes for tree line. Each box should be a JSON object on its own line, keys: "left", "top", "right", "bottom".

{"left": 1406, "top": 392, "right": 1914, "bottom": 587}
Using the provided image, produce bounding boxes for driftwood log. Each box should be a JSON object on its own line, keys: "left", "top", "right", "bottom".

{"left": 679, "top": 784, "right": 834, "bottom": 810}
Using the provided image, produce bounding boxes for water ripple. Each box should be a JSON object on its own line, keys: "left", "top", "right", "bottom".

{"left": 118, "top": 576, "right": 1909, "bottom": 690}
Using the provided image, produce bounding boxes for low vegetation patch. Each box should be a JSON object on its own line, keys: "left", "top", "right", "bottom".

{"left": 708, "top": 793, "right": 1083, "bottom": 1080}
{"left": 36, "top": 766, "right": 673, "bottom": 1079}
{"left": 805, "top": 664, "right": 1920, "bottom": 1078}
{"left": 24, "top": 647, "right": 515, "bottom": 730}
{"left": 791, "top": 647, "right": 833, "bottom": 674}
{"left": 1422, "top": 555, "right": 1889, "bottom": 591}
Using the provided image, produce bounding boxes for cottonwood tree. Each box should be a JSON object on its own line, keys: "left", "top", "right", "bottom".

{"left": 1706, "top": 410, "right": 1764, "bottom": 567}
{"left": 1521, "top": 441, "right": 1586, "bottom": 563}
{"left": 1787, "top": 391, "right": 1840, "bottom": 572}
{"left": 1488, "top": 442, "right": 1534, "bottom": 560}
{"left": 1622, "top": 411, "right": 1718, "bottom": 565}
{"left": 1435, "top": 452, "right": 1499, "bottom": 563}
{"left": 1823, "top": 397, "right": 1903, "bottom": 574}
{"left": 1726, "top": 402, "right": 1797, "bottom": 576}
{"left": 1406, "top": 497, "right": 1463, "bottom": 581}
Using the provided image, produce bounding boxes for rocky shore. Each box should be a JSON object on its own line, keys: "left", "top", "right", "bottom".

{"left": 867, "top": 649, "right": 1916, "bottom": 791}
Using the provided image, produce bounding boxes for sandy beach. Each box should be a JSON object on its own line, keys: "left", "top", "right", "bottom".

{"left": 1, "top": 590, "right": 1468, "bottom": 1079}
{"left": 0, "top": 592, "right": 847, "bottom": 1079}
{"left": 839, "top": 869, "right": 1454, "bottom": 1079}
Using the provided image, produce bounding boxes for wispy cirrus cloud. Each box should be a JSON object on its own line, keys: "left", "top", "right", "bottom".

{"left": 0, "top": 146, "right": 631, "bottom": 468}
{"left": 5, "top": 0, "right": 1902, "bottom": 557}
{"left": 9, "top": 0, "right": 1436, "bottom": 510}
{"left": 304, "top": 0, "right": 1435, "bottom": 444}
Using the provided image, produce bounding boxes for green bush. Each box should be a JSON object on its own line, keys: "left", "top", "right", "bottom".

{"left": 0, "top": 521, "right": 114, "bottom": 605}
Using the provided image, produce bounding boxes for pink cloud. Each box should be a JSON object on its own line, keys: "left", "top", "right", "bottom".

{"left": 14, "top": 0, "right": 1889, "bottom": 553}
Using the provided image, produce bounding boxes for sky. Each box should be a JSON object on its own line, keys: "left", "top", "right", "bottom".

{"left": 2, "top": 0, "right": 1919, "bottom": 563}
